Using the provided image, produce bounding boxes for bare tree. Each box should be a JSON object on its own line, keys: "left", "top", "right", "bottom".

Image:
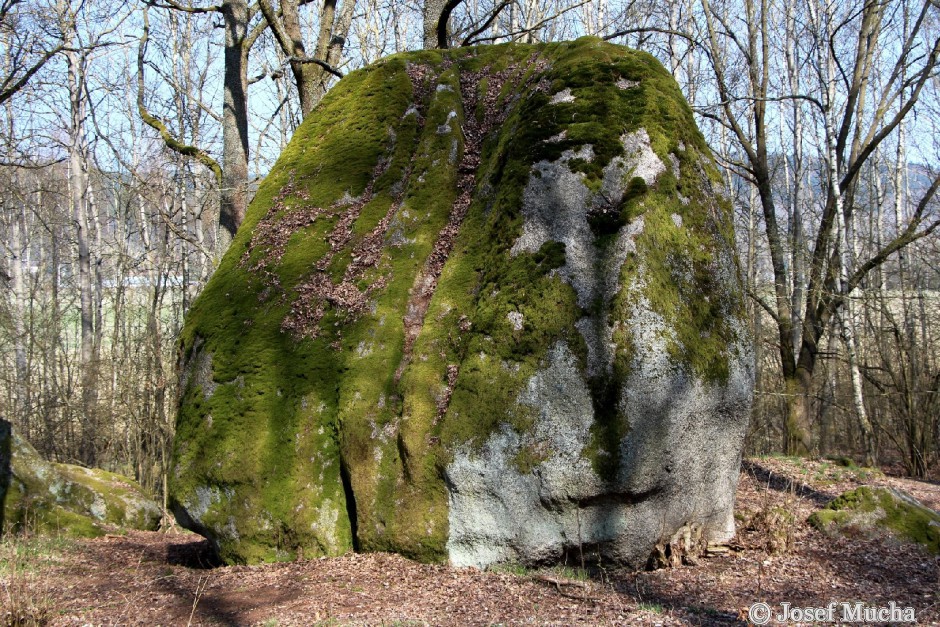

{"left": 258, "top": 0, "right": 354, "bottom": 116}
{"left": 144, "top": 0, "right": 270, "bottom": 241}
{"left": 0, "top": 0, "right": 67, "bottom": 107}
{"left": 423, "top": 0, "right": 458, "bottom": 48}
{"left": 608, "top": 0, "right": 940, "bottom": 455}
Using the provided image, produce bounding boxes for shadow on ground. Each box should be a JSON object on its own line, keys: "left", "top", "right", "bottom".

{"left": 166, "top": 536, "right": 221, "bottom": 569}
{"left": 740, "top": 460, "right": 832, "bottom": 505}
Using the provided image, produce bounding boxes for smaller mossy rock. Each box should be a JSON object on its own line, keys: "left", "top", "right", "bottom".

{"left": 826, "top": 455, "right": 859, "bottom": 469}
{"left": 809, "top": 486, "right": 940, "bottom": 554}
{"left": 0, "top": 420, "right": 162, "bottom": 538}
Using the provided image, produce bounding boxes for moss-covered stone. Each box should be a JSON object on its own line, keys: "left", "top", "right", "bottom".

{"left": 809, "top": 486, "right": 940, "bottom": 554}
{"left": 0, "top": 420, "right": 162, "bottom": 538}
{"left": 171, "top": 38, "right": 753, "bottom": 568}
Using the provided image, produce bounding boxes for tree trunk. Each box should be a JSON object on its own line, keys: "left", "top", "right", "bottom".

{"left": 840, "top": 310, "right": 875, "bottom": 464}
{"left": 423, "top": 0, "right": 450, "bottom": 48}
{"left": 66, "top": 47, "right": 99, "bottom": 466}
{"left": 220, "top": 0, "right": 250, "bottom": 242}
{"left": 784, "top": 369, "right": 813, "bottom": 455}
{"left": 46, "top": 187, "right": 62, "bottom": 453}
{"left": 9, "top": 174, "right": 29, "bottom": 437}
{"left": 301, "top": 0, "right": 355, "bottom": 115}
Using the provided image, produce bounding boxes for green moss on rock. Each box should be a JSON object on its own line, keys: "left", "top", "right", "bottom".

{"left": 809, "top": 486, "right": 940, "bottom": 554}
{"left": 171, "top": 37, "right": 751, "bottom": 567}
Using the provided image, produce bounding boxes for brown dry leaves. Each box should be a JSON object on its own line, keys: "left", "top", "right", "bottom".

{"left": 242, "top": 55, "right": 553, "bottom": 350}
{"left": 240, "top": 176, "right": 324, "bottom": 292}
{"left": 280, "top": 156, "right": 392, "bottom": 341}
{"left": 251, "top": 64, "right": 438, "bottom": 342}
{"left": 10, "top": 457, "right": 935, "bottom": 626}
{"left": 397, "top": 54, "right": 550, "bottom": 396}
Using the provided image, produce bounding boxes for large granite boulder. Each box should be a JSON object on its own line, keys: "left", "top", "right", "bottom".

{"left": 170, "top": 37, "right": 754, "bottom": 567}
{"left": 0, "top": 420, "right": 162, "bottom": 537}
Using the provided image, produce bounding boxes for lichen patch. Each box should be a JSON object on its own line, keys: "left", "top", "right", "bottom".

{"left": 620, "top": 129, "right": 665, "bottom": 186}
{"left": 549, "top": 87, "right": 575, "bottom": 104}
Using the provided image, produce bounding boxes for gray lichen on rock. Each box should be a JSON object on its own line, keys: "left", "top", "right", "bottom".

{"left": 450, "top": 117, "right": 751, "bottom": 568}
{"left": 446, "top": 342, "right": 601, "bottom": 566}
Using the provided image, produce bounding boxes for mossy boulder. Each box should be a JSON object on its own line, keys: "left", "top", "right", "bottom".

{"left": 809, "top": 486, "right": 940, "bottom": 554}
{"left": 0, "top": 420, "right": 162, "bottom": 538}
{"left": 170, "top": 38, "right": 753, "bottom": 567}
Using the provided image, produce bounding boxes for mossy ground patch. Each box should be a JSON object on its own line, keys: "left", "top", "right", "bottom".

{"left": 809, "top": 486, "right": 940, "bottom": 554}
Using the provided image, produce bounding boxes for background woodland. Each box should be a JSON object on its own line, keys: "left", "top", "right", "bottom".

{"left": 1, "top": 0, "right": 938, "bottom": 508}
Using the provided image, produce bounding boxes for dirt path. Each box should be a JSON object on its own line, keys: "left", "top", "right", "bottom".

{"left": 4, "top": 457, "right": 938, "bottom": 626}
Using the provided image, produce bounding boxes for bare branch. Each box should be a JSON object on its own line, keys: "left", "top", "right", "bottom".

{"left": 604, "top": 26, "right": 697, "bottom": 43}
{"left": 284, "top": 55, "right": 343, "bottom": 78}
{"left": 460, "top": 0, "right": 510, "bottom": 47}
{"left": 748, "top": 288, "right": 783, "bottom": 324}
{"left": 145, "top": 0, "right": 221, "bottom": 13}
{"left": 435, "top": 0, "right": 464, "bottom": 48}
{"left": 468, "top": 0, "right": 592, "bottom": 45}
{"left": 0, "top": 43, "right": 66, "bottom": 107}
{"left": 846, "top": 171, "right": 940, "bottom": 295}
{"left": 137, "top": 5, "right": 222, "bottom": 187}
{"left": 0, "top": 157, "right": 67, "bottom": 168}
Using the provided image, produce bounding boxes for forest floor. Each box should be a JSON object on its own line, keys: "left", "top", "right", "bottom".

{"left": 2, "top": 456, "right": 938, "bottom": 626}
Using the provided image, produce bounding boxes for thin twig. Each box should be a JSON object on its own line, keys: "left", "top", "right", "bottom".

{"left": 187, "top": 574, "right": 210, "bottom": 626}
